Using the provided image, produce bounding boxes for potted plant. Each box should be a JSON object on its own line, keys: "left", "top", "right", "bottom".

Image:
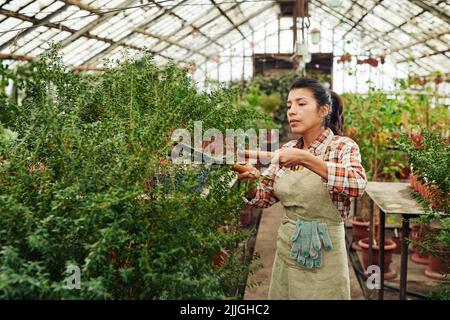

{"left": 213, "top": 249, "right": 229, "bottom": 268}
{"left": 358, "top": 208, "right": 398, "bottom": 279}
{"left": 400, "top": 131, "right": 449, "bottom": 211}
{"left": 337, "top": 53, "right": 352, "bottom": 64}
{"left": 397, "top": 131, "right": 449, "bottom": 284}
{"left": 358, "top": 237, "right": 398, "bottom": 280}
{"left": 418, "top": 216, "right": 450, "bottom": 280}
{"left": 350, "top": 215, "right": 370, "bottom": 251}
{"left": 426, "top": 244, "right": 450, "bottom": 281}
{"left": 409, "top": 214, "right": 450, "bottom": 281}
{"left": 410, "top": 223, "right": 430, "bottom": 265}
{"left": 366, "top": 57, "right": 379, "bottom": 68}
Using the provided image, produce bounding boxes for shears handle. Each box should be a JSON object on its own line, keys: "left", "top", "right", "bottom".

{"left": 244, "top": 150, "right": 274, "bottom": 160}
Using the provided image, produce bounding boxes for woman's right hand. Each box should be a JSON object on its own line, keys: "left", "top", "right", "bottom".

{"left": 232, "top": 164, "right": 260, "bottom": 180}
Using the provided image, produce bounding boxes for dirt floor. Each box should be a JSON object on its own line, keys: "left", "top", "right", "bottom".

{"left": 353, "top": 228, "right": 443, "bottom": 300}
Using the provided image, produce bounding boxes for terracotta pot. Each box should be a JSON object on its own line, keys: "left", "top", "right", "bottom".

{"left": 417, "top": 182, "right": 428, "bottom": 198}
{"left": 412, "top": 175, "right": 419, "bottom": 192}
{"left": 397, "top": 165, "right": 410, "bottom": 180}
{"left": 351, "top": 217, "right": 370, "bottom": 251}
{"left": 358, "top": 237, "right": 397, "bottom": 280}
{"left": 425, "top": 245, "right": 450, "bottom": 280}
{"left": 427, "top": 185, "right": 446, "bottom": 209}
{"left": 392, "top": 237, "right": 403, "bottom": 255}
{"left": 410, "top": 174, "right": 415, "bottom": 189}
{"left": 411, "top": 249, "right": 430, "bottom": 265}
{"left": 213, "top": 249, "right": 229, "bottom": 268}
{"left": 240, "top": 204, "right": 253, "bottom": 226}
{"left": 409, "top": 224, "right": 420, "bottom": 253}
{"left": 418, "top": 183, "right": 425, "bottom": 197}
{"left": 422, "top": 184, "right": 430, "bottom": 198}
{"left": 410, "top": 224, "right": 430, "bottom": 265}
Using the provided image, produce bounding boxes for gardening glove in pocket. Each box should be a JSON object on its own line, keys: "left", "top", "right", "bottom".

{"left": 290, "top": 220, "right": 333, "bottom": 268}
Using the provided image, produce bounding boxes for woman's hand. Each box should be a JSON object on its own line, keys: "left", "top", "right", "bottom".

{"left": 271, "top": 148, "right": 306, "bottom": 168}
{"left": 272, "top": 148, "right": 329, "bottom": 180}
{"left": 233, "top": 164, "right": 260, "bottom": 180}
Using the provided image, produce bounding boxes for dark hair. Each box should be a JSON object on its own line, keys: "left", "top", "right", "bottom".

{"left": 289, "top": 78, "right": 344, "bottom": 135}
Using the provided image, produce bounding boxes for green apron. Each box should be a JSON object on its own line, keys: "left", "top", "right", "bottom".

{"left": 267, "top": 142, "right": 351, "bottom": 300}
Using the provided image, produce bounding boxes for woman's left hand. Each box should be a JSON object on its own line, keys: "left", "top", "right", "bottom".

{"left": 271, "top": 148, "right": 307, "bottom": 168}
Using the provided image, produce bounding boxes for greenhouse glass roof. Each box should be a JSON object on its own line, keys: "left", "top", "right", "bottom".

{"left": 0, "top": 0, "right": 448, "bottom": 83}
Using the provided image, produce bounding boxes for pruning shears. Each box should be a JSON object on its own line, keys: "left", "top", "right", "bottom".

{"left": 169, "top": 142, "right": 274, "bottom": 174}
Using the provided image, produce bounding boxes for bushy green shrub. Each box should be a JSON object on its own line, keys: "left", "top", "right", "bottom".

{"left": 397, "top": 132, "right": 449, "bottom": 299}
{"left": 342, "top": 91, "right": 449, "bottom": 181}
{"left": 0, "top": 49, "right": 272, "bottom": 299}
{"left": 396, "top": 130, "right": 449, "bottom": 212}
{"left": 259, "top": 93, "right": 282, "bottom": 115}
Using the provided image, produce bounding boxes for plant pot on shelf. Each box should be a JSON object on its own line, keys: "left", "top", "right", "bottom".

{"left": 419, "top": 183, "right": 429, "bottom": 199}
{"left": 410, "top": 173, "right": 429, "bottom": 198}
{"left": 358, "top": 237, "right": 398, "bottom": 280}
{"left": 351, "top": 216, "right": 370, "bottom": 251}
{"left": 426, "top": 185, "right": 447, "bottom": 210}
{"left": 397, "top": 165, "right": 410, "bottom": 180}
{"left": 425, "top": 244, "right": 450, "bottom": 281}
{"left": 410, "top": 173, "right": 420, "bottom": 192}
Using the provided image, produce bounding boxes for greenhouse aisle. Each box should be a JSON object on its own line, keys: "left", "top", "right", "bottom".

{"left": 244, "top": 202, "right": 365, "bottom": 300}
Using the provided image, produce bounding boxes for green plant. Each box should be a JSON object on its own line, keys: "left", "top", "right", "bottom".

{"left": 0, "top": 47, "right": 271, "bottom": 299}
{"left": 228, "top": 74, "right": 299, "bottom": 137}
{"left": 428, "top": 282, "right": 450, "bottom": 300}
{"left": 244, "top": 83, "right": 261, "bottom": 107}
{"left": 259, "top": 93, "right": 281, "bottom": 115}
{"left": 343, "top": 91, "right": 409, "bottom": 180}
{"left": 342, "top": 88, "right": 449, "bottom": 181}
{"left": 409, "top": 213, "right": 450, "bottom": 299}
{"left": 0, "top": 61, "right": 38, "bottom": 126}
{"left": 399, "top": 131, "right": 450, "bottom": 298}
{"left": 396, "top": 131, "right": 449, "bottom": 213}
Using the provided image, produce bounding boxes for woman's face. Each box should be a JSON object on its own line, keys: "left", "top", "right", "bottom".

{"left": 286, "top": 88, "right": 328, "bottom": 135}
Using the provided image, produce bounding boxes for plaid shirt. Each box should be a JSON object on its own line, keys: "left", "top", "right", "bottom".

{"left": 246, "top": 128, "right": 367, "bottom": 219}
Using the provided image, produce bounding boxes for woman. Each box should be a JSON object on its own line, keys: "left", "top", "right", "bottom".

{"left": 238, "top": 78, "right": 367, "bottom": 300}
